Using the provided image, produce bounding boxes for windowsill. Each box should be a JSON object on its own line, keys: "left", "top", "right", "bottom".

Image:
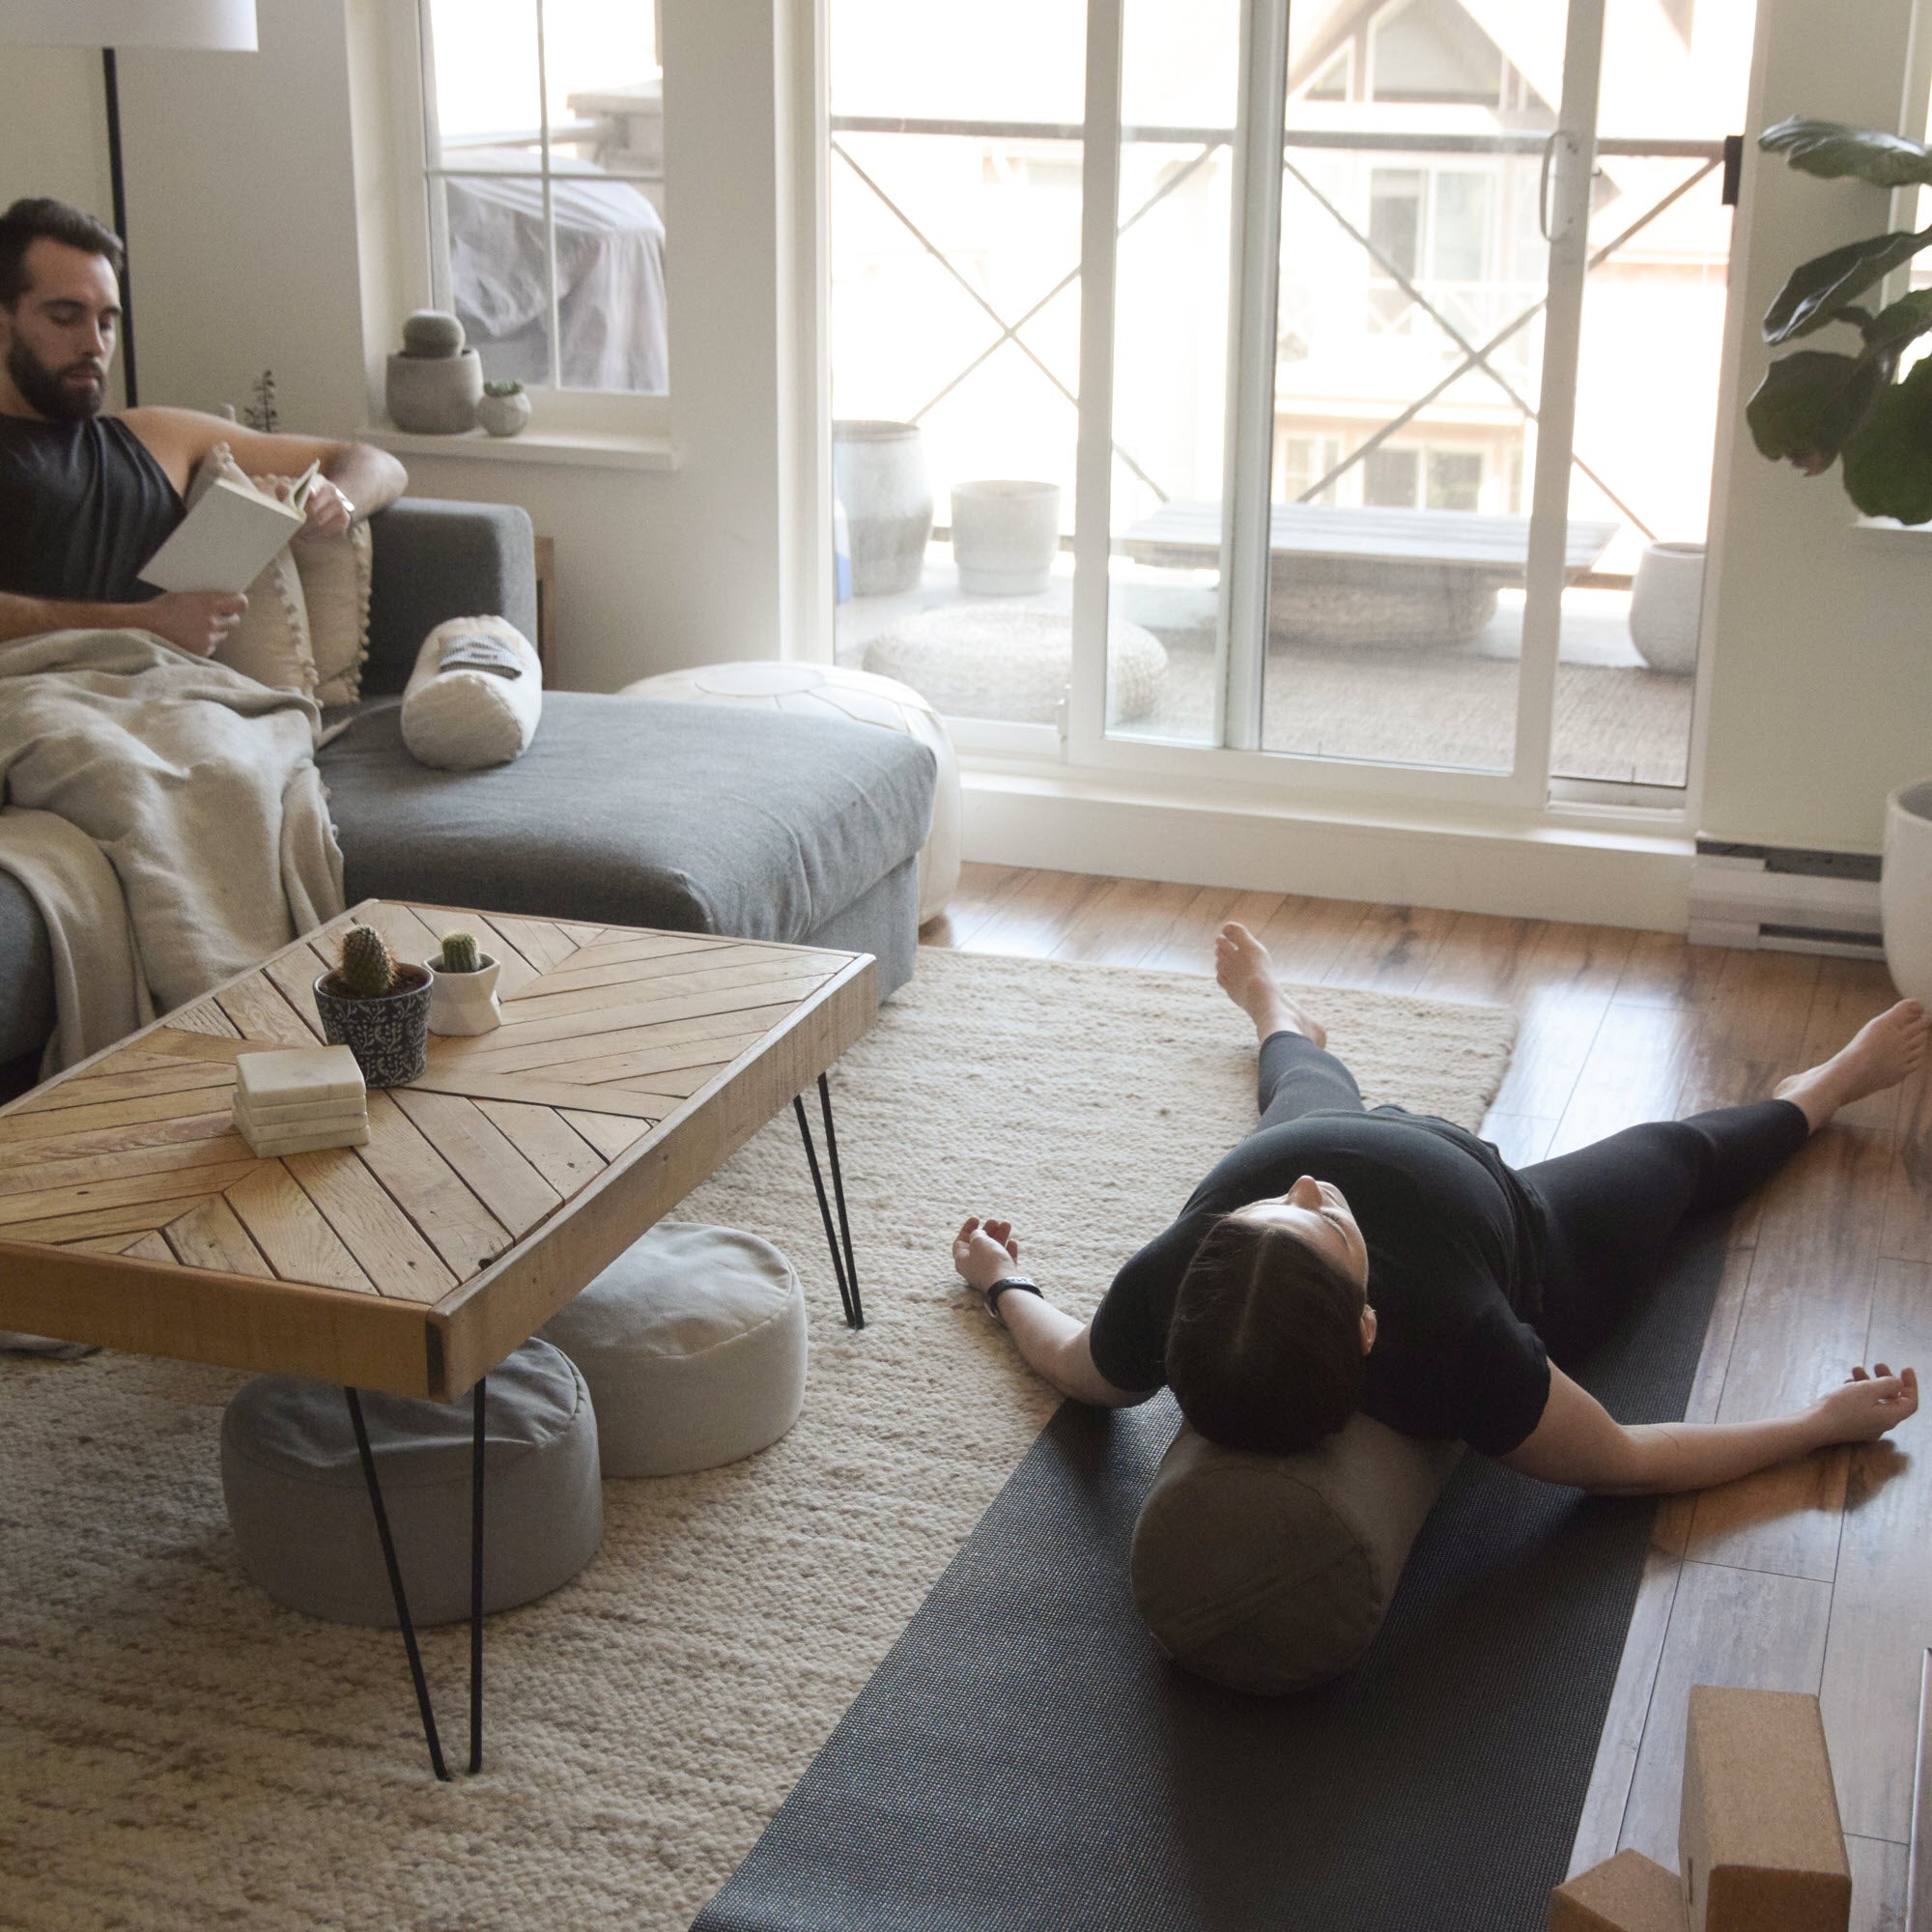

{"left": 359, "top": 425, "right": 679, "bottom": 471}
{"left": 1852, "top": 514, "right": 1932, "bottom": 542}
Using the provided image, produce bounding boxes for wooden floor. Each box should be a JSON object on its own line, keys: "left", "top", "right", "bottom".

{"left": 924, "top": 863, "right": 1926, "bottom": 1930}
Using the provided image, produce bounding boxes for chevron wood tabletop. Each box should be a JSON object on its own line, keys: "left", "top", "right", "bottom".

{"left": 0, "top": 900, "right": 877, "bottom": 1399}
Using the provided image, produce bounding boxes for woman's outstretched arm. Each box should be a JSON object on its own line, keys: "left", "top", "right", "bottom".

{"left": 952, "top": 1216, "right": 1154, "bottom": 1408}
{"left": 1500, "top": 1360, "right": 1918, "bottom": 1494}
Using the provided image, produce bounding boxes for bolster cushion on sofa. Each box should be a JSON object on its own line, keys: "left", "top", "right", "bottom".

{"left": 319, "top": 693, "right": 937, "bottom": 989}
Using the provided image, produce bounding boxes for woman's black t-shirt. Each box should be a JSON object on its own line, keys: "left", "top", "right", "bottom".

{"left": 1087, "top": 1108, "right": 1555, "bottom": 1455}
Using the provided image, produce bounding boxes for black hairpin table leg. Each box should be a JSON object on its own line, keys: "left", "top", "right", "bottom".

{"left": 345, "top": 1386, "right": 450, "bottom": 1782}
{"left": 469, "top": 1375, "right": 487, "bottom": 1776}
{"left": 795, "top": 1072, "right": 863, "bottom": 1328}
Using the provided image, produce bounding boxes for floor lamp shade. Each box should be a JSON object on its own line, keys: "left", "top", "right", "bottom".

{"left": 0, "top": 3, "right": 258, "bottom": 50}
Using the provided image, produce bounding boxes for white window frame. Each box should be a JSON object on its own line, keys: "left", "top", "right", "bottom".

{"left": 391, "top": 0, "right": 670, "bottom": 439}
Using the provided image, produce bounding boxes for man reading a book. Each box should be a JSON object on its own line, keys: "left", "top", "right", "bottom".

{"left": 0, "top": 197, "right": 407, "bottom": 658}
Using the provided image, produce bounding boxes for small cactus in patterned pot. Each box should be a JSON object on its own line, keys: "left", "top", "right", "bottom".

{"left": 438, "top": 930, "right": 482, "bottom": 974}
{"left": 313, "top": 921, "right": 432, "bottom": 1086}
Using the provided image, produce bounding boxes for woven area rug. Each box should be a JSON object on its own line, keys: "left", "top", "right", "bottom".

{"left": 0, "top": 948, "right": 1514, "bottom": 1932}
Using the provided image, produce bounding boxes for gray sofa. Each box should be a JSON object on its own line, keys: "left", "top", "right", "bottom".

{"left": 0, "top": 498, "right": 935, "bottom": 1083}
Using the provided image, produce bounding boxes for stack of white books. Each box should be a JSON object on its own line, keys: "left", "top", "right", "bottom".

{"left": 232, "top": 1044, "right": 369, "bottom": 1156}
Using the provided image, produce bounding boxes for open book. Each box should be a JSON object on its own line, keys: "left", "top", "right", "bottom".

{"left": 138, "top": 459, "right": 320, "bottom": 596}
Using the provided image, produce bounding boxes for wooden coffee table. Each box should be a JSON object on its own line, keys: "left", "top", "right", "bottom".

{"left": 0, "top": 898, "right": 877, "bottom": 1776}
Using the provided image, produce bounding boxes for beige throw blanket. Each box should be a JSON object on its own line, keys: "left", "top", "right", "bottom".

{"left": 0, "top": 629, "right": 345, "bottom": 1073}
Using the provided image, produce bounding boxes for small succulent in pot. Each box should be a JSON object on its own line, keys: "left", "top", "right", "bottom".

{"left": 476, "top": 379, "right": 532, "bottom": 439}
{"left": 427, "top": 928, "right": 503, "bottom": 1037}
{"left": 438, "top": 929, "right": 483, "bottom": 973}
{"left": 314, "top": 922, "right": 433, "bottom": 1086}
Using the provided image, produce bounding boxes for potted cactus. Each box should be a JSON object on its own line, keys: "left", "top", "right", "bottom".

{"left": 476, "top": 380, "right": 530, "bottom": 439}
{"left": 312, "top": 923, "right": 433, "bottom": 1086}
{"left": 425, "top": 929, "right": 503, "bottom": 1036}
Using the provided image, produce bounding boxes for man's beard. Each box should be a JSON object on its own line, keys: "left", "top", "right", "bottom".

{"left": 7, "top": 335, "right": 105, "bottom": 421}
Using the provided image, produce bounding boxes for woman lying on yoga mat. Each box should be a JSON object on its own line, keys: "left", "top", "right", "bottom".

{"left": 952, "top": 923, "right": 1923, "bottom": 1492}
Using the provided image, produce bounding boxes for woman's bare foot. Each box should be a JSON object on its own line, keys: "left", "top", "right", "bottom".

{"left": 1214, "top": 922, "right": 1326, "bottom": 1048}
{"left": 1774, "top": 1000, "right": 1930, "bottom": 1131}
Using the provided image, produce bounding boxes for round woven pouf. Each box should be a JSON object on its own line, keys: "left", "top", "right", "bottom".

{"left": 220, "top": 1338, "right": 602, "bottom": 1629}
{"left": 539, "top": 1221, "right": 808, "bottom": 1478}
{"left": 617, "top": 660, "right": 961, "bottom": 925}
{"left": 861, "top": 607, "right": 1167, "bottom": 725}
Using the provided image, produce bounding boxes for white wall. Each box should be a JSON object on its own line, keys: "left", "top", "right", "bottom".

{"left": 1698, "top": 0, "right": 1932, "bottom": 855}
{"left": 0, "top": 45, "right": 125, "bottom": 411}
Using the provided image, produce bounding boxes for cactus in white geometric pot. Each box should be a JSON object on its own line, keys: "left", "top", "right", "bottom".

{"left": 425, "top": 928, "right": 503, "bottom": 1036}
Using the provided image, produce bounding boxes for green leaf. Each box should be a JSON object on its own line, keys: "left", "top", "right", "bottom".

{"left": 1842, "top": 356, "right": 1932, "bottom": 522}
{"left": 1763, "top": 229, "right": 1932, "bottom": 343}
{"left": 1859, "top": 288, "right": 1932, "bottom": 354}
{"left": 1759, "top": 117, "right": 1932, "bottom": 188}
{"left": 1747, "top": 350, "right": 1895, "bottom": 469}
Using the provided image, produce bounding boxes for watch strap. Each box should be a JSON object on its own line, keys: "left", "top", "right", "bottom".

{"left": 985, "top": 1275, "right": 1042, "bottom": 1324}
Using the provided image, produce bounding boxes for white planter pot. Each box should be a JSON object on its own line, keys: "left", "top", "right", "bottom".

{"left": 475, "top": 388, "right": 531, "bottom": 437}
{"left": 951, "top": 479, "right": 1062, "bottom": 594}
{"left": 1628, "top": 541, "right": 1705, "bottom": 675}
{"left": 426, "top": 954, "right": 503, "bottom": 1035}
{"left": 1883, "top": 781, "right": 1932, "bottom": 1004}
{"left": 832, "top": 421, "right": 932, "bottom": 596}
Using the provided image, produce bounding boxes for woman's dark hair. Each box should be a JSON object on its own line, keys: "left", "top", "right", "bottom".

{"left": 0, "top": 199, "right": 124, "bottom": 307}
{"left": 1164, "top": 1212, "right": 1366, "bottom": 1454}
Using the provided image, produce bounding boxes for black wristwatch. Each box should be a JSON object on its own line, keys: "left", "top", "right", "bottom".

{"left": 984, "top": 1275, "right": 1043, "bottom": 1325}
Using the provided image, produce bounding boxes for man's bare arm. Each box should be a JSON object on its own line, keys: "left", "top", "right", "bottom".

{"left": 0, "top": 587, "right": 245, "bottom": 655}
{"left": 123, "top": 407, "right": 408, "bottom": 525}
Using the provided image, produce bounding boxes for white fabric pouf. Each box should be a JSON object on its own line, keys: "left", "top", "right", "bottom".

{"left": 862, "top": 607, "right": 1168, "bottom": 725}
{"left": 539, "top": 1221, "right": 808, "bottom": 1478}
{"left": 617, "top": 661, "right": 961, "bottom": 926}
{"left": 220, "top": 1338, "right": 602, "bottom": 1629}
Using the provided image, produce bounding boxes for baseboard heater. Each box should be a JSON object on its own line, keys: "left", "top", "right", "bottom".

{"left": 1689, "top": 840, "right": 1884, "bottom": 957}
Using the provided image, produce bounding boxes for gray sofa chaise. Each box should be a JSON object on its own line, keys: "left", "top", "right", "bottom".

{"left": 0, "top": 497, "right": 935, "bottom": 1082}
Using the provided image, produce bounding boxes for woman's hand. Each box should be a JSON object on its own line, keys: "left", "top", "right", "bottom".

{"left": 1811, "top": 1363, "right": 1918, "bottom": 1445}
{"left": 952, "top": 1215, "right": 1022, "bottom": 1294}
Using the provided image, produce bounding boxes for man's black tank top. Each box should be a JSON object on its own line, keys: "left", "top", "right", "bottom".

{"left": 0, "top": 413, "right": 184, "bottom": 605}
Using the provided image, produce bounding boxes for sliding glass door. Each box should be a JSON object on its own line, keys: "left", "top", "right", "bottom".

{"left": 826, "top": 0, "right": 1752, "bottom": 805}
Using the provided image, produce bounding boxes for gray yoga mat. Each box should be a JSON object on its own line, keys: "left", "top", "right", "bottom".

{"left": 693, "top": 1212, "right": 1733, "bottom": 1932}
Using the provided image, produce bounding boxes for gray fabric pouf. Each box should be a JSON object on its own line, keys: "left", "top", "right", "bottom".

{"left": 221, "top": 1338, "right": 602, "bottom": 1629}
{"left": 540, "top": 1221, "right": 807, "bottom": 1477}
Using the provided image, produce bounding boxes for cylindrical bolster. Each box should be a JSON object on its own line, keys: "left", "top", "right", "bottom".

{"left": 1129, "top": 1412, "right": 1463, "bottom": 1695}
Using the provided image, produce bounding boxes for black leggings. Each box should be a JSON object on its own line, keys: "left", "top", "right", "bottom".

{"left": 1254, "top": 1030, "right": 1809, "bottom": 1363}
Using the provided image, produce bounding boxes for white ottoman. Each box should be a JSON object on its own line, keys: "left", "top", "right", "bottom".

{"left": 616, "top": 661, "right": 961, "bottom": 926}
{"left": 539, "top": 1221, "right": 808, "bottom": 1478}
{"left": 220, "top": 1338, "right": 602, "bottom": 1629}
{"left": 862, "top": 607, "right": 1167, "bottom": 725}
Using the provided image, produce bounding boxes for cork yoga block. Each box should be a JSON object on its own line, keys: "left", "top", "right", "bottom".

{"left": 1680, "top": 1687, "right": 1851, "bottom": 1932}
{"left": 1548, "top": 1850, "right": 1688, "bottom": 1932}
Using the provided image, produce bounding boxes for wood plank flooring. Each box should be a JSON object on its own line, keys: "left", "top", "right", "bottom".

{"left": 923, "top": 863, "right": 1925, "bottom": 1923}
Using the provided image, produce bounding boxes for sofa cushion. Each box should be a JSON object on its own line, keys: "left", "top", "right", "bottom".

{"left": 319, "top": 691, "right": 937, "bottom": 945}
{"left": 0, "top": 870, "right": 54, "bottom": 1065}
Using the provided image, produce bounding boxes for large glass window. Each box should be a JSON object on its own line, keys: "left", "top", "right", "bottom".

{"left": 825, "top": 0, "right": 1755, "bottom": 804}
{"left": 417, "top": 0, "right": 667, "bottom": 395}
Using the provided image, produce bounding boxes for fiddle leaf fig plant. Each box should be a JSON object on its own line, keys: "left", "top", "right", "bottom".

{"left": 1748, "top": 118, "right": 1932, "bottom": 521}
